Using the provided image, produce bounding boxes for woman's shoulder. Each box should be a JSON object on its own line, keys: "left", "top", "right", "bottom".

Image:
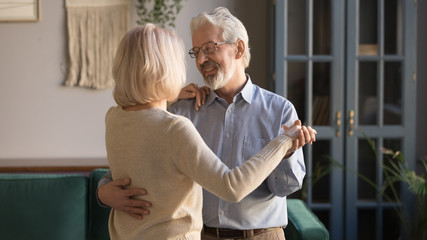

{"left": 166, "top": 111, "right": 193, "bottom": 127}
{"left": 164, "top": 111, "right": 197, "bottom": 135}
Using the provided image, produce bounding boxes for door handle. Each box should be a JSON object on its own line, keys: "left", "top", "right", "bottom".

{"left": 336, "top": 111, "right": 341, "bottom": 137}
{"left": 349, "top": 110, "right": 355, "bottom": 136}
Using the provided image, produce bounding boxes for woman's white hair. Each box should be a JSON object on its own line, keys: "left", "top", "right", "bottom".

{"left": 190, "top": 7, "right": 251, "bottom": 68}
{"left": 112, "top": 24, "right": 186, "bottom": 107}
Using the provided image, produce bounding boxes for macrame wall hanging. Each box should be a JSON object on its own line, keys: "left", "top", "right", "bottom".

{"left": 65, "top": 0, "right": 130, "bottom": 89}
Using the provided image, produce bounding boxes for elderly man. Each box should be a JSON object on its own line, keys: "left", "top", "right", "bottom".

{"left": 98, "top": 7, "right": 313, "bottom": 239}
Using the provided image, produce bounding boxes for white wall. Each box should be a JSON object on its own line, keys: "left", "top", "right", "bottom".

{"left": 0, "top": 0, "right": 270, "bottom": 166}
{"left": 0, "top": 0, "right": 425, "bottom": 168}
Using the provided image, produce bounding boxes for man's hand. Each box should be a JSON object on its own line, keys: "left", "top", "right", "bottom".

{"left": 282, "top": 120, "right": 317, "bottom": 158}
{"left": 98, "top": 178, "right": 151, "bottom": 220}
{"left": 177, "top": 83, "right": 210, "bottom": 111}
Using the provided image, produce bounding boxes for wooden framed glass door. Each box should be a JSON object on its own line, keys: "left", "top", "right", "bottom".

{"left": 274, "top": 0, "right": 417, "bottom": 239}
{"left": 275, "top": 0, "right": 345, "bottom": 238}
{"left": 345, "top": 0, "right": 417, "bottom": 239}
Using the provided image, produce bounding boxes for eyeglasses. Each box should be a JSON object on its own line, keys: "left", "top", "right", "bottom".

{"left": 188, "top": 41, "right": 231, "bottom": 58}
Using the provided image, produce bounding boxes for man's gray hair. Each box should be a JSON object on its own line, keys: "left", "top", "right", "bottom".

{"left": 190, "top": 7, "right": 251, "bottom": 68}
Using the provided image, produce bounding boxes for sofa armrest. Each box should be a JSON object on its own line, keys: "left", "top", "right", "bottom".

{"left": 285, "top": 199, "right": 329, "bottom": 240}
{"left": 88, "top": 168, "right": 111, "bottom": 240}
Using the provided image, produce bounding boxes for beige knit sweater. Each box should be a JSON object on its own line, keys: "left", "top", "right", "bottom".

{"left": 105, "top": 106, "right": 294, "bottom": 240}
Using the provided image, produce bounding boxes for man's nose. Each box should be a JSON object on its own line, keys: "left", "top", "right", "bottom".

{"left": 196, "top": 51, "right": 209, "bottom": 64}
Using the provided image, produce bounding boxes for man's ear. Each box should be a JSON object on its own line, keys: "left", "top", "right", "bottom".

{"left": 235, "top": 39, "right": 245, "bottom": 59}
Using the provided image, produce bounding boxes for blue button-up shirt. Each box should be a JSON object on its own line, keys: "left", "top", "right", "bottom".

{"left": 169, "top": 75, "right": 306, "bottom": 229}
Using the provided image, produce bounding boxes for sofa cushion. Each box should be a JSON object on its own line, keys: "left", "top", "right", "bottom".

{"left": 0, "top": 173, "right": 87, "bottom": 240}
{"left": 88, "top": 168, "right": 111, "bottom": 240}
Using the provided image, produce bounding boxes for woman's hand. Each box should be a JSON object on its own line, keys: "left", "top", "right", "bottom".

{"left": 177, "top": 83, "right": 210, "bottom": 111}
{"left": 282, "top": 120, "right": 317, "bottom": 158}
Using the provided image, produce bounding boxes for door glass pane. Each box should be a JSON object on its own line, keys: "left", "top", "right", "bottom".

{"left": 313, "top": 62, "right": 331, "bottom": 126}
{"left": 358, "top": 209, "right": 377, "bottom": 240}
{"left": 384, "top": 62, "right": 402, "bottom": 125}
{"left": 313, "top": 210, "right": 330, "bottom": 233}
{"left": 383, "top": 208, "right": 401, "bottom": 239}
{"left": 382, "top": 139, "right": 401, "bottom": 202}
{"left": 359, "top": 0, "right": 378, "bottom": 55}
{"left": 359, "top": 62, "right": 378, "bottom": 125}
{"left": 287, "top": 62, "right": 306, "bottom": 122}
{"left": 312, "top": 140, "right": 331, "bottom": 203}
{"left": 313, "top": 0, "right": 331, "bottom": 55}
{"left": 358, "top": 139, "right": 377, "bottom": 201}
{"left": 385, "top": 0, "right": 403, "bottom": 55}
{"left": 288, "top": 0, "right": 306, "bottom": 55}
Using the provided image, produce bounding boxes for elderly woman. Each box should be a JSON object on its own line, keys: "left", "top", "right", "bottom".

{"left": 105, "top": 24, "right": 305, "bottom": 240}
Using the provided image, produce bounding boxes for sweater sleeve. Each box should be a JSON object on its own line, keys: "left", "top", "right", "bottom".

{"left": 170, "top": 117, "right": 295, "bottom": 202}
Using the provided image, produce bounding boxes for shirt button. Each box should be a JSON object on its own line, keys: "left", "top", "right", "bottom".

{"left": 226, "top": 133, "right": 230, "bottom": 138}
{"left": 220, "top": 210, "right": 224, "bottom": 215}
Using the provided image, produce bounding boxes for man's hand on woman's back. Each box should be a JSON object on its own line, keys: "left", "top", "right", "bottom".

{"left": 98, "top": 178, "right": 152, "bottom": 220}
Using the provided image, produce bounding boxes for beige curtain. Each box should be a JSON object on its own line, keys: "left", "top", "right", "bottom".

{"left": 65, "top": 0, "right": 130, "bottom": 89}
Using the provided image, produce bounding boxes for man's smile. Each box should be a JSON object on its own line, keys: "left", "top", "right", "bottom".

{"left": 203, "top": 66, "right": 217, "bottom": 76}
{"left": 201, "top": 61, "right": 219, "bottom": 77}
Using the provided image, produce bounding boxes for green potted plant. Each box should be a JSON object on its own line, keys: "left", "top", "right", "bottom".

{"left": 326, "top": 139, "right": 427, "bottom": 240}
{"left": 135, "top": 0, "right": 184, "bottom": 28}
{"left": 297, "top": 137, "right": 426, "bottom": 239}
{"left": 377, "top": 146, "right": 427, "bottom": 240}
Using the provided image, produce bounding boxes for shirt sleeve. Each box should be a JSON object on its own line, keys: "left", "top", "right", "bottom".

{"left": 170, "top": 117, "right": 295, "bottom": 202}
{"left": 266, "top": 101, "right": 306, "bottom": 197}
{"left": 96, "top": 170, "right": 113, "bottom": 207}
{"left": 266, "top": 148, "right": 306, "bottom": 197}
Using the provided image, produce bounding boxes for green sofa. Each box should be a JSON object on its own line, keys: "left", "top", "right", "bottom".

{"left": 0, "top": 168, "right": 328, "bottom": 240}
{"left": 285, "top": 199, "right": 329, "bottom": 240}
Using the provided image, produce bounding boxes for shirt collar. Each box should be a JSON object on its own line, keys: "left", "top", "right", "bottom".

{"left": 204, "top": 74, "right": 254, "bottom": 106}
{"left": 205, "top": 88, "right": 217, "bottom": 106}
{"left": 240, "top": 74, "right": 254, "bottom": 104}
